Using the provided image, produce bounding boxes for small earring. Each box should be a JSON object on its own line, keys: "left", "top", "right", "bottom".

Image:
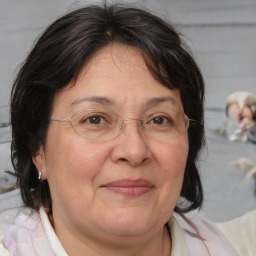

{"left": 38, "top": 172, "right": 42, "bottom": 180}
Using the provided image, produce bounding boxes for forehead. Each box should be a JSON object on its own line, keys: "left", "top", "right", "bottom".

{"left": 52, "top": 45, "right": 183, "bottom": 114}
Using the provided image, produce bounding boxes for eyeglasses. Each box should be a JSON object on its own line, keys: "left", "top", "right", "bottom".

{"left": 50, "top": 107, "right": 192, "bottom": 141}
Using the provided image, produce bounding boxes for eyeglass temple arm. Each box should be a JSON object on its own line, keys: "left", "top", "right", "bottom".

{"left": 50, "top": 118, "right": 70, "bottom": 122}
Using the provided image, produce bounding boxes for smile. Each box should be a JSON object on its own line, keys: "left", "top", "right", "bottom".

{"left": 101, "top": 179, "right": 154, "bottom": 196}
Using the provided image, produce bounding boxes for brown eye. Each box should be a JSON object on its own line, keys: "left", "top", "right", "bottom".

{"left": 152, "top": 116, "right": 168, "bottom": 125}
{"left": 85, "top": 115, "right": 105, "bottom": 124}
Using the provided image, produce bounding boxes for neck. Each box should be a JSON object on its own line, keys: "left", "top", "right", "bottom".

{"left": 54, "top": 222, "right": 171, "bottom": 256}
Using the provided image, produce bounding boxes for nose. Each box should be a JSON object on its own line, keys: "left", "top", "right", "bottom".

{"left": 111, "top": 119, "right": 152, "bottom": 167}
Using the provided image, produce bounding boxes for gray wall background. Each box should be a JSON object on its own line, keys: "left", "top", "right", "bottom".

{"left": 1, "top": 0, "right": 256, "bottom": 112}
{"left": 1, "top": 0, "right": 256, "bottom": 221}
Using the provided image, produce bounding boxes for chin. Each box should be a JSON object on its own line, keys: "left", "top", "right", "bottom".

{"left": 99, "top": 208, "right": 160, "bottom": 236}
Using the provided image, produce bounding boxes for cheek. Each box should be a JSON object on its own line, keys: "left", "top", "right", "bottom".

{"left": 159, "top": 138, "right": 188, "bottom": 176}
{"left": 157, "top": 138, "right": 188, "bottom": 196}
{"left": 44, "top": 126, "right": 109, "bottom": 185}
{"left": 154, "top": 138, "right": 188, "bottom": 219}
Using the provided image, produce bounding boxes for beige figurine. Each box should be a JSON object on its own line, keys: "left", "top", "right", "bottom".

{"left": 226, "top": 91, "right": 256, "bottom": 143}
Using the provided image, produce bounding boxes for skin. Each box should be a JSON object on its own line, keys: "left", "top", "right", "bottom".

{"left": 33, "top": 44, "right": 189, "bottom": 256}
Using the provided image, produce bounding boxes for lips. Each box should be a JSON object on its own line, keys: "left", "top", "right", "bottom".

{"left": 101, "top": 179, "right": 154, "bottom": 196}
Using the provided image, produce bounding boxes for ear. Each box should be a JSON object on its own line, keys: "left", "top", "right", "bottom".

{"left": 32, "top": 146, "right": 47, "bottom": 180}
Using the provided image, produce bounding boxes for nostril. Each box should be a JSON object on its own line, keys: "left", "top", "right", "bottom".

{"left": 118, "top": 156, "right": 149, "bottom": 166}
{"left": 142, "top": 158, "right": 148, "bottom": 164}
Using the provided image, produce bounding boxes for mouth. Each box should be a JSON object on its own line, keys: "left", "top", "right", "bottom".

{"left": 101, "top": 179, "right": 154, "bottom": 196}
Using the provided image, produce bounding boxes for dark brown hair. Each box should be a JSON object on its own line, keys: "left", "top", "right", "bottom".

{"left": 11, "top": 3, "right": 205, "bottom": 213}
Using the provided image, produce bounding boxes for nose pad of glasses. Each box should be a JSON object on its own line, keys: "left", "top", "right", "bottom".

{"left": 119, "top": 119, "right": 144, "bottom": 132}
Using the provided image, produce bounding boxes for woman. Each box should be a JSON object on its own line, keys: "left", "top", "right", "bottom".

{"left": 0, "top": 3, "right": 238, "bottom": 255}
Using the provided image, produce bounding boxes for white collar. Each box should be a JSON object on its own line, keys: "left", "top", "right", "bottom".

{"left": 169, "top": 217, "right": 188, "bottom": 256}
{"left": 40, "top": 208, "right": 68, "bottom": 256}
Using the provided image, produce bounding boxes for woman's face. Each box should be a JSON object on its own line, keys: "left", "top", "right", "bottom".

{"left": 34, "top": 45, "right": 188, "bottom": 244}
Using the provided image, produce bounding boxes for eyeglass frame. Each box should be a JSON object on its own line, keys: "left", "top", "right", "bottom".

{"left": 50, "top": 109, "right": 195, "bottom": 142}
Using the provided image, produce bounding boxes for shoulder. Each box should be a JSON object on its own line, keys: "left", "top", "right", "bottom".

{"left": 0, "top": 189, "right": 25, "bottom": 230}
{"left": 218, "top": 210, "right": 256, "bottom": 256}
{"left": 0, "top": 189, "right": 51, "bottom": 255}
{"left": 1, "top": 205, "right": 56, "bottom": 255}
{"left": 0, "top": 231, "right": 9, "bottom": 256}
{"left": 172, "top": 211, "right": 239, "bottom": 256}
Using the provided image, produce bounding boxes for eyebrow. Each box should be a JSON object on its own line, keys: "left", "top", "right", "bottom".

{"left": 69, "top": 96, "right": 177, "bottom": 109}
{"left": 146, "top": 97, "right": 177, "bottom": 106}
{"left": 70, "top": 96, "right": 114, "bottom": 108}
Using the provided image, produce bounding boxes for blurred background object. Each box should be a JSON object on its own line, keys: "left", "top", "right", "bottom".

{"left": 0, "top": 106, "right": 15, "bottom": 192}
{"left": 224, "top": 91, "right": 256, "bottom": 142}
{"left": 0, "top": 0, "right": 256, "bottom": 222}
